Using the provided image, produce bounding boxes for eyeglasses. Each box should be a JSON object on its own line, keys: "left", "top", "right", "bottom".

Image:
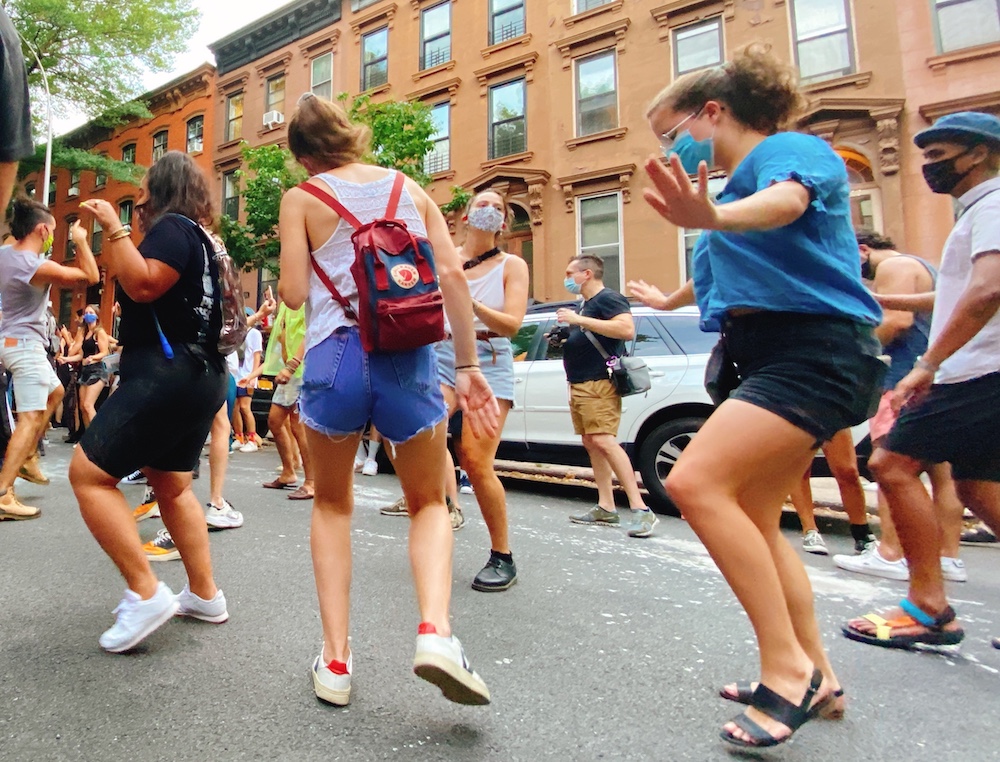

{"left": 658, "top": 112, "right": 698, "bottom": 154}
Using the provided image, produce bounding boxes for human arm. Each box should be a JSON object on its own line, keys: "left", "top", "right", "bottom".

{"left": 627, "top": 278, "right": 695, "bottom": 311}
{"left": 642, "top": 154, "right": 810, "bottom": 233}
{"left": 274, "top": 336, "right": 306, "bottom": 385}
{"left": 247, "top": 296, "right": 276, "bottom": 328}
{"left": 237, "top": 364, "right": 264, "bottom": 388}
{"left": 31, "top": 220, "right": 101, "bottom": 288}
{"left": 277, "top": 189, "right": 312, "bottom": 310}
{"left": 892, "top": 253, "right": 1000, "bottom": 411}
{"left": 874, "top": 292, "right": 936, "bottom": 313}
{"left": 470, "top": 256, "right": 529, "bottom": 338}
{"left": 78, "top": 199, "right": 180, "bottom": 303}
{"left": 555, "top": 308, "right": 635, "bottom": 341}
{"left": 872, "top": 259, "right": 921, "bottom": 346}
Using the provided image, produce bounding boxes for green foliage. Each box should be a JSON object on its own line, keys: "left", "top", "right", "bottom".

{"left": 441, "top": 185, "right": 473, "bottom": 215}
{"left": 220, "top": 97, "right": 439, "bottom": 276}
{"left": 219, "top": 144, "right": 307, "bottom": 274}
{"left": 18, "top": 142, "right": 145, "bottom": 184}
{"left": 340, "top": 93, "right": 436, "bottom": 186}
{"left": 8, "top": 0, "right": 199, "bottom": 124}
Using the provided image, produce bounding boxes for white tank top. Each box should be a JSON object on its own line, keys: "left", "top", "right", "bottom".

{"left": 304, "top": 170, "right": 427, "bottom": 352}
{"left": 444, "top": 253, "right": 510, "bottom": 334}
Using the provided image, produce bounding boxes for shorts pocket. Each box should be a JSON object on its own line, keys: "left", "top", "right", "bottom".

{"left": 390, "top": 346, "right": 436, "bottom": 393}
{"left": 303, "top": 334, "right": 349, "bottom": 391}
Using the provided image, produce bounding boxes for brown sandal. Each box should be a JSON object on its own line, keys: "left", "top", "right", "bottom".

{"left": 263, "top": 478, "right": 297, "bottom": 490}
{"left": 287, "top": 486, "right": 314, "bottom": 500}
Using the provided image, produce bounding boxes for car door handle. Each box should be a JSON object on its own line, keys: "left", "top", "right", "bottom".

{"left": 515, "top": 378, "right": 524, "bottom": 383}
{"left": 649, "top": 371, "right": 666, "bottom": 378}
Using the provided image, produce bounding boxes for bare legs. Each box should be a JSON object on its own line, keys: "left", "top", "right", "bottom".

{"left": 208, "top": 403, "right": 230, "bottom": 508}
{"left": 0, "top": 385, "right": 63, "bottom": 494}
{"left": 271, "top": 403, "right": 313, "bottom": 493}
{"left": 79, "top": 380, "right": 105, "bottom": 428}
{"left": 581, "top": 432, "right": 647, "bottom": 510}
{"left": 666, "top": 400, "right": 838, "bottom": 742}
{"left": 874, "top": 461, "right": 963, "bottom": 561}
{"left": 232, "top": 394, "right": 256, "bottom": 444}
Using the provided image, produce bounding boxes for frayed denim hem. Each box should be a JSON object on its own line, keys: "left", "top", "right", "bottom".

{"left": 383, "top": 410, "right": 448, "bottom": 459}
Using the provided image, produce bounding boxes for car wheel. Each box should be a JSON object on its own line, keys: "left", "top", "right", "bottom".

{"left": 637, "top": 416, "right": 706, "bottom": 515}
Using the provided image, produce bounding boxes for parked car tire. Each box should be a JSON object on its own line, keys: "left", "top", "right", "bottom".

{"left": 637, "top": 416, "right": 706, "bottom": 515}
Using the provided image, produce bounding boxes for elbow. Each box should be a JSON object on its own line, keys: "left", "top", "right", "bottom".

{"left": 279, "top": 282, "right": 306, "bottom": 311}
{"left": 86, "top": 273, "right": 101, "bottom": 286}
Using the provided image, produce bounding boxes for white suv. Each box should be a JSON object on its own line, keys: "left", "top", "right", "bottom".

{"left": 499, "top": 303, "right": 717, "bottom": 513}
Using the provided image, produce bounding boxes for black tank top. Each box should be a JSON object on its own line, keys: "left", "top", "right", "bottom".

{"left": 82, "top": 332, "right": 99, "bottom": 358}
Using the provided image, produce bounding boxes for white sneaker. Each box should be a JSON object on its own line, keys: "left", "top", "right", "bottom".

{"left": 802, "top": 529, "right": 829, "bottom": 555}
{"left": 833, "top": 543, "right": 909, "bottom": 581}
{"left": 413, "top": 624, "right": 490, "bottom": 705}
{"left": 99, "top": 582, "right": 179, "bottom": 653}
{"left": 941, "top": 556, "right": 968, "bottom": 583}
{"left": 239, "top": 440, "right": 259, "bottom": 453}
{"left": 353, "top": 458, "right": 364, "bottom": 473}
{"left": 312, "top": 649, "right": 352, "bottom": 706}
{"left": 176, "top": 583, "right": 229, "bottom": 623}
{"left": 361, "top": 459, "right": 378, "bottom": 477}
{"left": 230, "top": 440, "right": 243, "bottom": 452}
{"left": 205, "top": 500, "right": 244, "bottom": 530}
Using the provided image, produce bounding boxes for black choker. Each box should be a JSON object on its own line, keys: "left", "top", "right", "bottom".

{"left": 463, "top": 247, "right": 501, "bottom": 271}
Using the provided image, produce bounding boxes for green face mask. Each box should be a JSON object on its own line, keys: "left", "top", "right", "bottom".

{"left": 41, "top": 226, "right": 54, "bottom": 254}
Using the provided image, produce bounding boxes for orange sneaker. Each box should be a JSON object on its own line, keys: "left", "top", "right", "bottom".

{"left": 0, "top": 488, "right": 40, "bottom": 520}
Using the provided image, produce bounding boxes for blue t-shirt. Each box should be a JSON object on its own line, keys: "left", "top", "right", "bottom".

{"left": 692, "top": 132, "right": 881, "bottom": 331}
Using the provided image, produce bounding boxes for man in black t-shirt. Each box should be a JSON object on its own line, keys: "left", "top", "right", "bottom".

{"left": 555, "top": 255, "right": 658, "bottom": 538}
{"left": 0, "top": 6, "right": 34, "bottom": 214}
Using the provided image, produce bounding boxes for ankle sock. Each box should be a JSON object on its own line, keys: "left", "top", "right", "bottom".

{"left": 850, "top": 523, "right": 874, "bottom": 542}
{"left": 491, "top": 549, "right": 513, "bottom": 564}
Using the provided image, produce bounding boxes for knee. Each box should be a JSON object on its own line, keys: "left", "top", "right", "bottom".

{"left": 664, "top": 463, "right": 702, "bottom": 512}
{"left": 868, "top": 450, "right": 914, "bottom": 488}
{"left": 582, "top": 433, "right": 611, "bottom": 454}
{"left": 268, "top": 409, "right": 285, "bottom": 432}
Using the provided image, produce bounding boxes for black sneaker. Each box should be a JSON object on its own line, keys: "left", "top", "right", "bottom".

{"left": 961, "top": 521, "right": 997, "bottom": 545}
{"left": 471, "top": 552, "right": 517, "bottom": 592}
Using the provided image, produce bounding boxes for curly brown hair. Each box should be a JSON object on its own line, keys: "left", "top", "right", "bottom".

{"left": 138, "top": 151, "right": 215, "bottom": 232}
{"left": 288, "top": 94, "right": 370, "bottom": 169}
{"left": 647, "top": 44, "right": 807, "bottom": 135}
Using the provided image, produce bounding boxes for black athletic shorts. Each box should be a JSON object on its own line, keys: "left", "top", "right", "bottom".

{"left": 80, "top": 344, "right": 226, "bottom": 479}
{"left": 885, "top": 370, "right": 1000, "bottom": 482}
{"left": 723, "top": 312, "right": 885, "bottom": 447}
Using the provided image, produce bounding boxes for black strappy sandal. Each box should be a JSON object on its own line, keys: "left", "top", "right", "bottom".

{"left": 720, "top": 680, "right": 845, "bottom": 719}
{"left": 720, "top": 668, "right": 823, "bottom": 748}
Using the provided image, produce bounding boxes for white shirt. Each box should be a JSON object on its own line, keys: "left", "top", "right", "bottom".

{"left": 931, "top": 176, "right": 1000, "bottom": 384}
{"left": 234, "top": 327, "right": 262, "bottom": 380}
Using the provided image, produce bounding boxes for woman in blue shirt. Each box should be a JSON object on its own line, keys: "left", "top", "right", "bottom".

{"left": 643, "top": 46, "right": 883, "bottom": 748}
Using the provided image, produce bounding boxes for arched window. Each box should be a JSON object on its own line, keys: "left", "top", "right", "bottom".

{"left": 835, "top": 146, "right": 882, "bottom": 232}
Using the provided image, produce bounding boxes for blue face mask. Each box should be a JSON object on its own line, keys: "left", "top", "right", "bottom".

{"left": 83, "top": 313, "right": 97, "bottom": 325}
{"left": 564, "top": 276, "right": 582, "bottom": 295}
{"left": 669, "top": 131, "right": 714, "bottom": 175}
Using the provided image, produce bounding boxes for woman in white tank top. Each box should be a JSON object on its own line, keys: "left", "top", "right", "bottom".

{"left": 433, "top": 191, "right": 529, "bottom": 592}
{"left": 277, "top": 94, "right": 499, "bottom": 709}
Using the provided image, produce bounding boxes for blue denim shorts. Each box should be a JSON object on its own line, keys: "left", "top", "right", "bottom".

{"left": 299, "top": 328, "right": 447, "bottom": 445}
{"left": 434, "top": 337, "right": 515, "bottom": 402}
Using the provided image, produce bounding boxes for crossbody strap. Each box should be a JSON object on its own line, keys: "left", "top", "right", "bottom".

{"left": 583, "top": 329, "right": 616, "bottom": 361}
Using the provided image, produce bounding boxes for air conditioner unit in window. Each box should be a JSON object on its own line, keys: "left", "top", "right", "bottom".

{"left": 67, "top": 187, "right": 80, "bottom": 197}
{"left": 262, "top": 111, "right": 285, "bottom": 129}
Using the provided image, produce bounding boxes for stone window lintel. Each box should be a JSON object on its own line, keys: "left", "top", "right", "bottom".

{"left": 556, "top": 163, "right": 636, "bottom": 211}
{"left": 556, "top": 19, "right": 631, "bottom": 68}
{"left": 564, "top": 0, "right": 624, "bottom": 28}
{"left": 352, "top": 3, "right": 398, "bottom": 39}
{"left": 650, "top": 0, "right": 733, "bottom": 40}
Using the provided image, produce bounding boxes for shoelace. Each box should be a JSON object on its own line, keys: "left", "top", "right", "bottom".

{"left": 151, "top": 529, "right": 173, "bottom": 548}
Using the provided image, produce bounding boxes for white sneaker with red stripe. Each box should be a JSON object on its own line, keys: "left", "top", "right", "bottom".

{"left": 412, "top": 623, "right": 490, "bottom": 705}
{"left": 312, "top": 648, "right": 352, "bottom": 706}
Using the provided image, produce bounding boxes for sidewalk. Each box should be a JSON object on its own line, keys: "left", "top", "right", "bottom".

{"left": 495, "top": 460, "right": 879, "bottom": 533}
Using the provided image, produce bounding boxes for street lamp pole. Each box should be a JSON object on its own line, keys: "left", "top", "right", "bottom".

{"left": 17, "top": 33, "right": 52, "bottom": 200}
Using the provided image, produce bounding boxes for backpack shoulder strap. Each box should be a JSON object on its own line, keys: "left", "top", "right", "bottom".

{"left": 310, "top": 257, "right": 358, "bottom": 320}
{"left": 296, "top": 181, "right": 363, "bottom": 230}
{"left": 384, "top": 170, "right": 405, "bottom": 219}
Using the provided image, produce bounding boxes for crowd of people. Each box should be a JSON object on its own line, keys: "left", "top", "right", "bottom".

{"left": 3, "top": 12, "right": 999, "bottom": 748}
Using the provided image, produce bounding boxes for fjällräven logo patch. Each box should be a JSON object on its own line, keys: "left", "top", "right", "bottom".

{"left": 390, "top": 263, "right": 420, "bottom": 289}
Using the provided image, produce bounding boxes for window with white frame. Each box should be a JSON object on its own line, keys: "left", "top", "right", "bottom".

{"left": 266, "top": 75, "right": 286, "bottom": 116}
{"left": 69, "top": 170, "right": 81, "bottom": 196}
{"left": 680, "top": 176, "right": 727, "bottom": 279}
{"left": 47, "top": 175, "right": 56, "bottom": 205}
{"left": 488, "top": 79, "right": 526, "bottom": 159}
{"left": 789, "top": 0, "right": 855, "bottom": 83}
{"left": 934, "top": 0, "right": 1000, "bottom": 52}
{"left": 95, "top": 158, "right": 107, "bottom": 187}
{"left": 673, "top": 17, "right": 723, "bottom": 75}
{"left": 424, "top": 102, "right": 451, "bottom": 175}
{"left": 152, "top": 130, "right": 169, "bottom": 162}
{"left": 311, "top": 53, "right": 333, "bottom": 100}
{"left": 91, "top": 217, "right": 103, "bottom": 255}
{"left": 362, "top": 28, "right": 389, "bottom": 90}
{"left": 186, "top": 116, "right": 204, "bottom": 153}
{"left": 223, "top": 171, "right": 240, "bottom": 220}
{"left": 578, "top": 192, "right": 622, "bottom": 292}
{"left": 490, "top": 0, "right": 525, "bottom": 45}
{"left": 226, "top": 93, "right": 244, "bottom": 142}
{"left": 575, "top": 51, "right": 617, "bottom": 137}
{"left": 421, "top": 3, "right": 451, "bottom": 70}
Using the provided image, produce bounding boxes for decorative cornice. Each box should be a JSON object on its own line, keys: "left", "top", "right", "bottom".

{"left": 255, "top": 52, "right": 292, "bottom": 77}
{"left": 474, "top": 52, "right": 538, "bottom": 95}
{"left": 299, "top": 29, "right": 342, "bottom": 57}
{"left": 926, "top": 40, "right": 1000, "bottom": 72}
{"left": 919, "top": 91, "right": 1000, "bottom": 122}
{"left": 650, "top": 0, "right": 732, "bottom": 39}
{"left": 407, "top": 76, "right": 462, "bottom": 104}
{"left": 798, "top": 96, "right": 905, "bottom": 124}
{"left": 217, "top": 73, "right": 249, "bottom": 97}
{"left": 351, "top": 2, "right": 398, "bottom": 39}
{"left": 410, "top": 0, "right": 455, "bottom": 18}
{"left": 556, "top": 163, "right": 636, "bottom": 210}
{"left": 480, "top": 150, "right": 535, "bottom": 171}
{"left": 565, "top": 127, "right": 628, "bottom": 150}
{"left": 481, "top": 32, "right": 533, "bottom": 59}
{"left": 555, "top": 19, "right": 631, "bottom": 68}
{"left": 564, "top": 0, "right": 623, "bottom": 28}
{"left": 802, "top": 70, "right": 873, "bottom": 95}
{"left": 412, "top": 59, "right": 457, "bottom": 83}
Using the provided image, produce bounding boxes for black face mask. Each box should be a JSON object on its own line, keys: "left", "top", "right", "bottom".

{"left": 860, "top": 258, "right": 874, "bottom": 280}
{"left": 922, "top": 149, "right": 974, "bottom": 195}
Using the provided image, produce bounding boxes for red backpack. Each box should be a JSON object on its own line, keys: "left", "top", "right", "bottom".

{"left": 298, "top": 171, "right": 445, "bottom": 354}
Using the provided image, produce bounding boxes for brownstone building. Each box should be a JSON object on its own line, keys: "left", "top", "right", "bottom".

{"left": 20, "top": 63, "right": 217, "bottom": 327}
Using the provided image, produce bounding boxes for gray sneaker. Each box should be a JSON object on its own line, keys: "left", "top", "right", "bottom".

{"left": 380, "top": 496, "right": 408, "bottom": 516}
{"left": 802, "top": 529, "right": 829, "bottom": 555}
{"left": 569, "top": 505, "right": 620, "bottom": 526}
{"left": 624, "top": 508, "right": 659, "bottom": 538}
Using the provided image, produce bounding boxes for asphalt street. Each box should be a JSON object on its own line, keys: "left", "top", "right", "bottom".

{"left": 1, "top": 439, "right": 998, "bottom": 761}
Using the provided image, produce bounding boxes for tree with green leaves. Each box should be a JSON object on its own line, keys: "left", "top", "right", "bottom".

{"left": 221, "top": 94, "right": 458, "bottom": 275}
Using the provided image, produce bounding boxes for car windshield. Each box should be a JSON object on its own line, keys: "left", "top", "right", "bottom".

{"left": 659, "top": 314, "right": 718, "bottom": 354}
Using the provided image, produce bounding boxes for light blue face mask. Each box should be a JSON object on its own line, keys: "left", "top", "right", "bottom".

{"left": 669, "top": 131, "right": 714, "bottom": 175}
{"left": 564, "top": 276, "right": 582, "bottom": 295}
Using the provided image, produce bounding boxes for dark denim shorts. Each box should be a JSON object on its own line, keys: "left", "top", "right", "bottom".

{"left": 885, "top": 371, "right": 1000, "bottom": 482}
{"left": 299, "top": 327, "right": 447, "bottom": 445}
{"left": 723, "top": 312, "right": 885, "bottom": 446}
{"left": 81, "top": 344, "right": 226, "bottom": 478}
